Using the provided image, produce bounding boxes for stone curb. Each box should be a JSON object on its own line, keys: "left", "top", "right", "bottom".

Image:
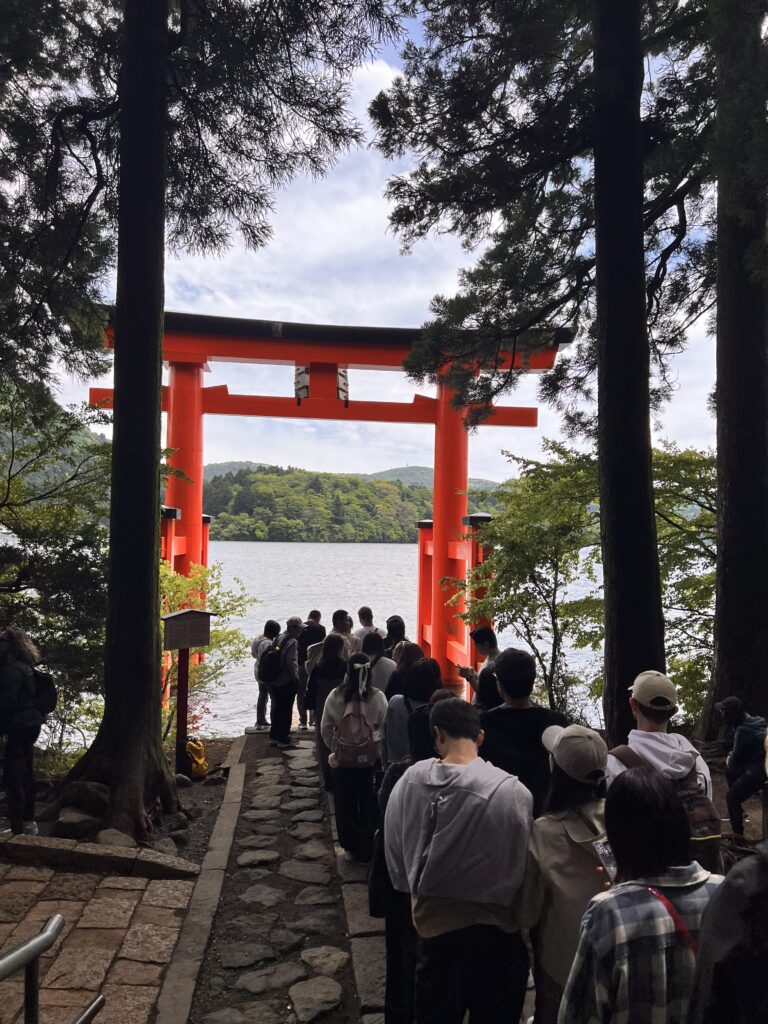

{"left": 155, "top": 755, "right": 247, "bottom": 1024}
{"left": 0, "top": 834, "right": 200, "bottom": 880}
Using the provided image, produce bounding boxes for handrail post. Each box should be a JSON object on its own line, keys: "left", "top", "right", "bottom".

{"left": 24, "top": 958, "right": 39, "bottom": 1024}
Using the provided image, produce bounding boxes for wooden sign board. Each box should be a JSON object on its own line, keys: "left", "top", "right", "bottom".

{"left": 162, "top": 609, "right": 216, "bottom": 651}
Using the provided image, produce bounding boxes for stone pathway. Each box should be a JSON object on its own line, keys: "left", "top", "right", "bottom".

{"left": 0, "top": 866, "right": 194, "bottom": 1024}
{"left": 189, "top": 734, "right": 386, "bottom": 1024}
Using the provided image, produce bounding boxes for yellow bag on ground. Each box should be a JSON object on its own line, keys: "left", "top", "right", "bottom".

{"left": 186, "top": 738, "right": 209, "bottom": 778}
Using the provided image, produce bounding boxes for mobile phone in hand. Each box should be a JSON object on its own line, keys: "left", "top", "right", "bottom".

{"left": 593, "top": 839, "right": 617, "bottom": 882}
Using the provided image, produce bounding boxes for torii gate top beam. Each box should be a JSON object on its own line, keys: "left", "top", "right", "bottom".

{"left": 103, "top": 309, "right": 560, "bottom": 373}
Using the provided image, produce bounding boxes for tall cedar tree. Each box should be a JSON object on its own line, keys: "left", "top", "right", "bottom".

{"left": 369, "top": 2, "right": 709, "bottom": 739}
{"left": 710, "top": 0, "right": 768, "bottom": 722}
{"left": 593, "top": 0, "right": 665, "bottom": 742}
{"left": 64, "top": 0, "right": 174, "bottom": 834}
{"left": 12, "top": 0, "right": 397, "bottom": 836}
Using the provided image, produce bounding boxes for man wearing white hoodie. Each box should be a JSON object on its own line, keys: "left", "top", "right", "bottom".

{"left": 384, "top": 697, "right": 533, "bottom": 1024}
{"left": 606, "top": 671, "right": 720, "bottom": 869}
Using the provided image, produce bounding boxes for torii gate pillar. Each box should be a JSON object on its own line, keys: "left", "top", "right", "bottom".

{"left": 165, "top": 360, "right": 205, "bottom": 576}
{"left": 429, "top": 383, "right": 469, "bottom": 676}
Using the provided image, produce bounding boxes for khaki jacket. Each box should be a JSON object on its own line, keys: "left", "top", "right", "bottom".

{"left": 517, "top": 799, "right": 606, "bottom": 990}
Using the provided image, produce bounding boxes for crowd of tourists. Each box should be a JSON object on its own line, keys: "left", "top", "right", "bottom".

{"left": 250, "top": 612, "right": 768, "bottom": 1024}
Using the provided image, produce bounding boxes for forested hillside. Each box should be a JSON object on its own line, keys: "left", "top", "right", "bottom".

{"left": 204, "top": 465, "right": 496, "bottom": 543}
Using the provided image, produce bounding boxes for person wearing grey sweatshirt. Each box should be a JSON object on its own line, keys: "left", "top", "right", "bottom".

{"left": 384, "top": 698, "right": 533, "bottom": 1024}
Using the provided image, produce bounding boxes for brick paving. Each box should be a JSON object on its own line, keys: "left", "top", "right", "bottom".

{"left": 0, "top": 863, "right": 195, "bottom": 1024}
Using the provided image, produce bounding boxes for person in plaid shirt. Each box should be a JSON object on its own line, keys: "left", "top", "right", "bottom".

{"left": 558, "top": 767, "right": 723, "bottom": 1024}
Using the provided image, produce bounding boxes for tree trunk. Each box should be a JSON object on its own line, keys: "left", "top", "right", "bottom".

{"left": 709, "top": 0, "right": 768, "bottom": 725}
{"left": 67, "top": 0, "right": 176, "bottom": 836}
{"left": 593, "top": 0, "right": 666, "bottom": 745}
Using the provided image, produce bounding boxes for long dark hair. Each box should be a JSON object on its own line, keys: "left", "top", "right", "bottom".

{"left": 343, "top": 652, "right": 373, "bottom": 702}
{"left": 1, "top": 627, "right": 39, "bottom": 665}
{"left": 606, "top": 766, "right": 690, "bottom": 883}
{"left": 318, "top": 633, "right": 346, "bottom": 675}
{"left": 403, "top": 659, "right": 439, "bottom": 703}
{"left": 544, "top": 762, "right": 606, "bottom": 816}
{"left": 361, "top": 630, "right": 384, "bottom": 668}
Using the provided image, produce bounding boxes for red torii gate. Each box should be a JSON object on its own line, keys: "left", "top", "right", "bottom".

{"left": 91, "top": 310, "right": 564, "bottom": 683}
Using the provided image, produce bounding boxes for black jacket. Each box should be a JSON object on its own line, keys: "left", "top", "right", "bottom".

{"left": 0, "top": 655, "right": 43, "bottom": 732}
{"left": 480, "top": 703, "right": 568, "bottom": 817}
{"left": 689, "top": 841, "right": 768, "bottom": 1024}
{"left": 298, "top": 622, "right": 326, "bottom": 665}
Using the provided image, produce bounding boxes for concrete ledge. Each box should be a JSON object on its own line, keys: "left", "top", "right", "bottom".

{"left": 155, "top": 747, "right": 247, "bottom": 1024}
{"left": 0, "top": 835, "right": 200, "bottom": 880}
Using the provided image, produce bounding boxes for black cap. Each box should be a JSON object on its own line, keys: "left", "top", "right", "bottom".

{"left": 714, "top": 695, "right": 745, "bottom": 715}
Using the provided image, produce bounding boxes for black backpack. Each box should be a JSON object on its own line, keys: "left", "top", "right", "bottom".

{"left": 257, "top": 636, "right": 288, "bottom": 685}
{"left": 33, "top": 668, "right": 58, "bottom": 717}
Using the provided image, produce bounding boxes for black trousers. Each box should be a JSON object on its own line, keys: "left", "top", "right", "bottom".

{"left": 256, "top": 682, "right": 270, "bottom": 726}
{"left": 268, "top": 682, "right": 296, "bottom": 744}
{"left": 4, "top": 726, "right": 40, "bottom": 833}
{"left": 415, "top": 924, "right": 529, "bottom": 1024}
{"left": 385, "top": 887, "right": 417, "bottom": 1024}
{"left": 333, "top": 765, "right": 377, "bottom": 860}
{"left": 725, "top": 762, "right": 767, "bottom": 834}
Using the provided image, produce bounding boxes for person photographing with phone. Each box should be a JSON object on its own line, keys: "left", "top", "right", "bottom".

{"left": 457, "top": 626, "right": 501, "bottom": 692}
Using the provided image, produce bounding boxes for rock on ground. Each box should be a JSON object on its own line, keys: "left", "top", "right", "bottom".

{"left": 300, "top": 946, "right": 350, "bottom": 976}
{"left": 235, "top": 962, "right": 306, "bottom": 994}
{"left": 289, "top": 976, "right": 343, "bottom": 1022}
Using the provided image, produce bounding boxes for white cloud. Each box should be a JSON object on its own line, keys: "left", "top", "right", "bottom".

{"left": 56, "top": 59, "right": 717, "bottom": 482}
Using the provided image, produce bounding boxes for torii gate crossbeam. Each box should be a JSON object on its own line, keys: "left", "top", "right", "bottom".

{"left": 90, "top": 310, "right": 564, "bottom": 682}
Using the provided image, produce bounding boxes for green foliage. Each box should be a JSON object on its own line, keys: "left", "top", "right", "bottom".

{"left": 369, "top": 1, "right": 714, "bottom": 433}
{"left": 204, "top": 464, "right": 496, "bottom": 544}
{"left": 0, "top": 383, "right": 111, "bottom": 739}
{"left": 463, "top": 442, "right": 600, "bottom": 717}
{"left": 160, "top": 560, "right": 253, "bottom": 737}
{"left": 467, "top": 443, "right": 717, "bottom": 722}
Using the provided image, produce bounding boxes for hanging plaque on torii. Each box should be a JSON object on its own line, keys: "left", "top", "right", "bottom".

{"left": 91, "top": 310, "right": 566, "bottom": 685}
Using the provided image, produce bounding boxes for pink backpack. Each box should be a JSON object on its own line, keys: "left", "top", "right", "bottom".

{"left": 336, "top": 694, "right": 381, "bottom": 768}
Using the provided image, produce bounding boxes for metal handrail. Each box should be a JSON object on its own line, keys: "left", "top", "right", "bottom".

{"left": 0, "top": 914, "right": 64, "bottom": 981}
{"left": 0, "top": 915, "right": 105, "bottom": 1024}
{"left": 70, "top": 995, "right": 106, "bottom": 1024}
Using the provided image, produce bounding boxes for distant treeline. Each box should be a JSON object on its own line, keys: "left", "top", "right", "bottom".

{"left": 204, "top": 465, "right": 496, "bottom": 543}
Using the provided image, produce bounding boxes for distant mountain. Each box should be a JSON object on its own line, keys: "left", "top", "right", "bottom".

{"left": 204, "top": 461, "right": 500, "bottom": 491}
{"left": 203, "top": 461, "right": 268, "bottom": 482}
{"left": 366, "top": 466, "right": 499, "bottom": 491}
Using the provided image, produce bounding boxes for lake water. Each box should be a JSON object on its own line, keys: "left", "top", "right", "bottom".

{"left": 206, "top": 540, "right": 598, "bottom": 734}
{"left": 208, "top": 541, "right": 419, "bottom": 734}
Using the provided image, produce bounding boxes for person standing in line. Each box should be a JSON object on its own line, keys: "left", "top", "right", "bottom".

{"left": 558, "top": 767, "right": 724, "bottom": 1024}
{"left": 473, "top": 664, "right": 504, "bottom": 713}
{"left": 381, "top": 659, "right": 439, "bottom": 767}
{"left": 606, "top": 671, "right": 719, "bottom": 869}
{"left": 305, "top": 633, "right": 347, "bottom": 790}
{"left": 384, "top": 641, "right": 425, "bottom": 699}
{"left": 714, "top": 695, "right": 767, "bottom": 837}
{"left": 458, "top": 626, "right": 501, "bottom": 692}
{"left": 297, "top": 610, "right": 326, "bottom": 730}
{"left": 361, "top": 631, "right": 396, "bottom": 693}
{"left": 385, "top": 698, "right": 533, "bottom": 1024}
{"left": 383, "top": 615, "right": 408, "bottom": 659}
{"left": 0, "top": 627, "right": 44, "bottom": 836}
{"left": 306, "top": 608, "right": 361, "bottom": 675}
{"left": 688, "top": 740, "right": 768, "bottom": 1024}
{"left": 355, "top": 606, "right": 387, "bottom": 640}
{"left": 248, "top": 619, "right": 281, "bottom": 733}
{"left": 267, "top": 616, "right": 303, "bottom": 749}
{"left": 321, "top": 653, "right": 387, "bottom": 861}
{"left": 480, "top": 648, "right": 568, "bottom": 816}
{"left": 518, "top": 725, "right": 608, "bottom": 1024}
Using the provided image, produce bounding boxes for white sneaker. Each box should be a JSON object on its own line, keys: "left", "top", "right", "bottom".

{"left": 0, "top": 829, "right": 12, "bottom": 839}
{"left": 256, "top": 724, "right": 268, "bottom": 732}
{"left": 342, "top": 850, "right": 355, "bottom": 863}
{"left": 23, "top": 822, "right": 38, "bottom": 836}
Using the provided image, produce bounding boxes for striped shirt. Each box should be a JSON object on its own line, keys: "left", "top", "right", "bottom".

{"left": 558, "top": 863, "right": 723, "bottom": 1024}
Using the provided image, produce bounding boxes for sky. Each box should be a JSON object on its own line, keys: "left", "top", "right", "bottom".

{"left": 59, "top": 55, "right": 718, "bottom": 483}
